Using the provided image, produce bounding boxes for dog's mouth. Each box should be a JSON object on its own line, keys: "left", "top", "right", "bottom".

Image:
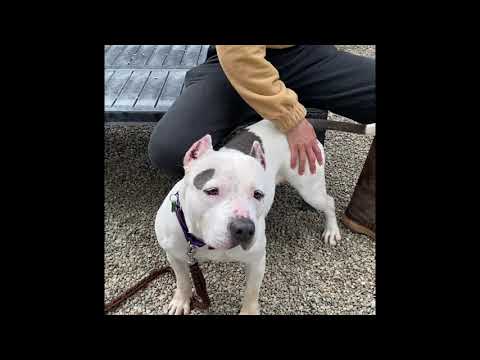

{"left": 240, "top": 240, "right": 254, "bottom": 251}
{"left": 205, "top": 243, "right": 230, "bottom": 250}
{"left": 205, "top": 241, "right": 236, "bottom": 251}
{"left": 207, "top": 241, "right": 254, "bottom": 251}
{"left": 205, "top": 236, "right": 254, "bottom": 251}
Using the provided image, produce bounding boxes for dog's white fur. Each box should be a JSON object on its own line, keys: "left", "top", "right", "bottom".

{"left": 155, "top": 120, "right": 341, "bottom": 315}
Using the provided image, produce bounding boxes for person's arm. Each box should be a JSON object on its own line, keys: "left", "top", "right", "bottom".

{"left": 216, "top": 45, "right": 306, "bottom": 133}
{"left": 217, "top": 45, "right": 322, "bottom": 175}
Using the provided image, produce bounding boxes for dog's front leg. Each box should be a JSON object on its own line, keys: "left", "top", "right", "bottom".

{"left": 166, "top": 252, "right": 193, "bottom": 315}
{"left": 240, "top": 254, "right": 266, "bottom": 315}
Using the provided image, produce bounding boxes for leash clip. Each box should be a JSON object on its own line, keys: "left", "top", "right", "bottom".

{"left": 170, "top": 193, "right": 178, "bottom": 212}
{"left": 187, "top": 244, "right": 197, "bottom": 265}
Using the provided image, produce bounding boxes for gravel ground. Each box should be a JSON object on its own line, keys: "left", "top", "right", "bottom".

{"left": 104, "top": 45, "right": 375, "bottom": 315}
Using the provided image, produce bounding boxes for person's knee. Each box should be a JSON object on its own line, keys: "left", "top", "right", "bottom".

{"left": 148, "top": 125, "right": 184, "bottom": 174}
{"left": 147, "top": 134, "right": 167, "bottom": 169}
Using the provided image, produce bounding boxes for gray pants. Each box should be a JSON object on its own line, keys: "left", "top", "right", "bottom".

{"left": 148, "top": 45, "right": 375, "bottom": 175}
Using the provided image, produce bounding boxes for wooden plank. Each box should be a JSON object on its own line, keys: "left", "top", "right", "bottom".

{"left": 156, "top": 70, "right": 186, "bottom": 108}
{"left": 105, "top": 70, "right": 133, "bottom": 107}
{"left": 147, "top": 45, "right": 172, "bottom": 67}
{"left": 197, "top": 45, "right": 210, "bottom": 64}
{"left": 135, "top": 70, "right": 169, "bottom": 108}
{"left": 163, "top": 45, "right": 187, "bottom": 67}
{"left": 113, "top": 70, "right": 151, "bottom": 108}
{"left": 113, "top": 45, "right": 142, "bottom": 67}
{"left": 181, "top": 45, "right": 202, "bottom": 66}
{"left": 105, "top": 70, "right": 115, "bottom": 89}
{"left": 129, "top": 45, "right": 157, "bottom": 67}
{"left": 105, "top": 45, "right": 126, "bottom": 66}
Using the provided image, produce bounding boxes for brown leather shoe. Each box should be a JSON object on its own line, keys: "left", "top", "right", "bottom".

{"left": 341, "top": 137, "right": 376, "bottom": 241}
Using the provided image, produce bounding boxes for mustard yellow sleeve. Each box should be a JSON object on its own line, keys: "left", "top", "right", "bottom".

{"left": 216, "top": 45, "right": 306, "bottom": 133}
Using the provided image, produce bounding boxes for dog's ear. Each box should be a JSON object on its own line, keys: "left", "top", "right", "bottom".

{"left": 250, "top": 141, "right": 266, "bottom": 170}
{"left": 183, "top": 134, "right": 213, "bottom": 169}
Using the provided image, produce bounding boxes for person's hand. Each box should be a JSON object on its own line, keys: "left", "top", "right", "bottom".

{"left": 286, "top": 118, "right": 323, "bottom": 175}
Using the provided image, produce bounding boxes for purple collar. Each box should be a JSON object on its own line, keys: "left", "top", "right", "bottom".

{"left": 171, "top": 192, "right": 207, "bottom": 249}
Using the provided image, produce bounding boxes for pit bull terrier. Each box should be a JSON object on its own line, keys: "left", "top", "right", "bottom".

{"left": 154, "top": 119, "right": 374, "bottom": 315}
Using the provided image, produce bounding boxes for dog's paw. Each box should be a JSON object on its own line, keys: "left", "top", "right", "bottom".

{"left": 166, "top": 290, "right": 192, "bottom": 315}
{"left": 322, "top": 226, "right": 341, "bottom": 246}
{"left": 239, "top": 303, "right": 260, "bottom": 315}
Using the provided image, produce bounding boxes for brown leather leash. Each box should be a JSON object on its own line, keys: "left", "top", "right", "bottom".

{"left": 105, "top": 192, "right": 214, "bottom": 314}
{"left": 104, "top": 264, "right": 210, "bottom": 314}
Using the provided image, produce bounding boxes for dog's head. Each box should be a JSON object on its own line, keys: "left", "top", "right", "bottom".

{"left": 180, "top": 134, "right": 274, "bottom": 251}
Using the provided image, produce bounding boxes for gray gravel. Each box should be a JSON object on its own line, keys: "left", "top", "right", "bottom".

{"left": 104, "top": 45, "right": 375, "bottom": 315}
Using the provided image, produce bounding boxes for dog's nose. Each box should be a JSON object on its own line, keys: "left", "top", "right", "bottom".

{"left": 228, "top": 217, "right": 255, "bottom": 247}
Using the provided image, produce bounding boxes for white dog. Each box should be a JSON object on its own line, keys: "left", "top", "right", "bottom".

{"left": 155, "top": 119, "right": 356, "bottom": 315}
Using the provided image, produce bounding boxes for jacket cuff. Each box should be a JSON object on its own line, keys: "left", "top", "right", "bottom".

{"left": 274, "top": 102, "right": 307, "bottom": 133}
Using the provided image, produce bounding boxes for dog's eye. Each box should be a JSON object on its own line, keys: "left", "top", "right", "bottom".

{"left": 253, "top": 190, "right": 264, "bottom": 200}
{"left": 204, "top": 187, "right": 219, "bottom": 196}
